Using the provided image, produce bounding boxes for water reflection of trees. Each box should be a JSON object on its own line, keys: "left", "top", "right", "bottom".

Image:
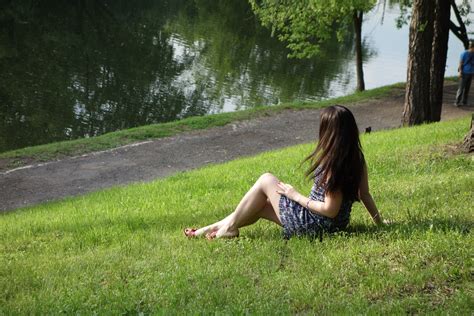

{"left": 0, "top": 0, "right": 188, "bottom": 151}
{"left": 0, "top": 0, "right": 374, "bottom": 152}
{"left": 168, "top": 0, "right": 373, "bottom": 113}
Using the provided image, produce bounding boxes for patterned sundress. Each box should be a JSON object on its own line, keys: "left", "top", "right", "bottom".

{"left": 279, "top": 168, "right": 353, "bottom": 240}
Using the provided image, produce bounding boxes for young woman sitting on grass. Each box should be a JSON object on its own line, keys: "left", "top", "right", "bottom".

{"left": 184, "top": 105, "right": 384, "bottom": 240}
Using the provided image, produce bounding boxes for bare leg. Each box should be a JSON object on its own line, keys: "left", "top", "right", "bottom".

{"left": 215, "top": 173, "right": 283, "bottom": 238}
{"left": 193, "top": 173, "right": 283, "bottom": 238}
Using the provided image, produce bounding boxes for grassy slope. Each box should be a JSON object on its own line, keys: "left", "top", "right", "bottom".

{"left": 0, "top": 84, "right": 400, "bottom": 168}
{"left": 0, "top": 117, "right": 472, "bottom": 314}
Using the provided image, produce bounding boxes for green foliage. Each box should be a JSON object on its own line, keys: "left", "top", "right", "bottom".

{"left": 457, "top": 0, "right": 473, "bottom": 26}
{"left": 0, "top": 117, "right": 472, "bottom": 313}
{"left": 249, "top": 0, "right": 376, "bottom": 58}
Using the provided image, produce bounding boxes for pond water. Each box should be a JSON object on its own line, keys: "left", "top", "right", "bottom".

{"left": 0, "top": 0, "right": 471, "bottom": 152}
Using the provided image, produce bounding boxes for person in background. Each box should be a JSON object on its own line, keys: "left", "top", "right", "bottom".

{"left": 455, "top": 40, "right": 474, "bottom": 106}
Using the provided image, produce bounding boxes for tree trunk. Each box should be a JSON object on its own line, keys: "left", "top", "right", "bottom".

{"left": 460, "top": 114, "right": 474, "bottom": 153}
{"left": 429, "top": 0, "right": 451, "bottom": 122}
{"left": 402, "top": 0, "right": 435, "bottom": 126}
{"left": 353, "top": 10, "right": 365, "bottom": 92}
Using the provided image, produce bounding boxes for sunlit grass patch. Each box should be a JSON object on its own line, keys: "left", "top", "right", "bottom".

{"left": 0, "top": 116, "right": 472, "bottom": 314}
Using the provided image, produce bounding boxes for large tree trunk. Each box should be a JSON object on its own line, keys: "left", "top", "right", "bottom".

{"left": 353, "top": 10, "right": 365, "bottom": 92}
{"left": 402, "top": 0, "right": 435, "bottom": 126}
{"left": 429, "top": 0, "right": 451, "bottom": 122}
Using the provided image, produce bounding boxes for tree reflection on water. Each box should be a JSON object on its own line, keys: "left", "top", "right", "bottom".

{"left": 0, "top": 0, "right": 365, "bottom": 152}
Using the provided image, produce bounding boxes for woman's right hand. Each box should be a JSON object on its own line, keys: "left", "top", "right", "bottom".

{"left": 276, "top": 182, "right": 301, "bottom": 202}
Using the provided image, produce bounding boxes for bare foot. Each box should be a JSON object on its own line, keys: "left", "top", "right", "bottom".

{"left": 207, "top": 227, "right": 239, "bottom": 240}
{"left": 194, "top": 225, "right": 220, "bottom": 237}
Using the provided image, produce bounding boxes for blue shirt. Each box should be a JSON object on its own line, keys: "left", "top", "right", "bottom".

{"left": 460, "top": 51, "right": 474, "bottom": 74}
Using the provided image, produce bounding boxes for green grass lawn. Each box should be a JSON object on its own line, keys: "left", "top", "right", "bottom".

{"left": 1, "top": 117, "right": 472, "bottom": 314}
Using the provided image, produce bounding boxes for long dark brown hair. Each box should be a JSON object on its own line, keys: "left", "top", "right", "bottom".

{"left": 303, "top": 105, "right": 364, "bottom": 201}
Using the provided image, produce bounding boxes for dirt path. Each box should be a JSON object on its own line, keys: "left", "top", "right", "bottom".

{"left": 0, "top": 83, "right": 471, "bottom": 212}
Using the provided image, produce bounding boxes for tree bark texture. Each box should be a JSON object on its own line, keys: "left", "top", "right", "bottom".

{"left": 402, "top": 0, "right": 435, "bottom": 126}
{"left": 353, "top": 10, "right": 365, "bottom": 92}
{"left": 429, "top": 0, "right": 451, "bottom": 122}
{"left": 460, "top": 114, "right": 474, "bottom": 153}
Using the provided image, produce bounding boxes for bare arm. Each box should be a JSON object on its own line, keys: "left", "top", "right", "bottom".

{"left": 276, "top": 182, "right": 342, "bottom": 219}
{"left": 359, "top": 163, "right": 383, "bottom": 225}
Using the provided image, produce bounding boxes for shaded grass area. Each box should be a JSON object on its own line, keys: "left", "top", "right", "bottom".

{"left": 1, "top": 117, "right": 472, "bottom": 314}
{"left": 0, "top": 83, "right": 402, "bottom": 170}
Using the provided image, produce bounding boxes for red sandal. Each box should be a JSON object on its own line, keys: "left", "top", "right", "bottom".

{"left": 183, "top": 227, "right": 197, "bottom": 238}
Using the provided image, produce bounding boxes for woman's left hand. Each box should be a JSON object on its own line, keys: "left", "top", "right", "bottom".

{"left": 276, "top": 182, "right": 301, "bottom": 202}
